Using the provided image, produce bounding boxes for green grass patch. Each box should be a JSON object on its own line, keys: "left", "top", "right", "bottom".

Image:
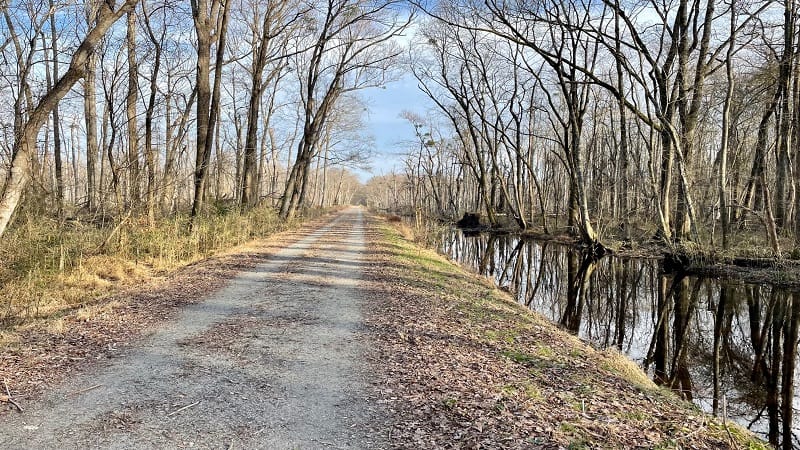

{"left": 502, "top": 349, "right": 537, "bottom": 365}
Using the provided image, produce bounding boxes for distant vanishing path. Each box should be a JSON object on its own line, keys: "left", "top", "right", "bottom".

{"left": 0, "top": 208, "right": 386, "bottom": 449}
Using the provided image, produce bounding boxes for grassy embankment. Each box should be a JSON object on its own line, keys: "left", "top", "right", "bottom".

{"left": 369, "top": 216, "right": 767, "bottom": 449}
{"left": 0, "top": 205, "right": 321, "bottom": 335}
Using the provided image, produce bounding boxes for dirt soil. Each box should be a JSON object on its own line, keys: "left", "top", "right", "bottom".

{"left": 0, "top": 208, "right": 386, "bottom": 449}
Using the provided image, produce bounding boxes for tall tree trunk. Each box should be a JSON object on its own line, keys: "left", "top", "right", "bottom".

{"left": 143, "top": 2, "right": 163, "bottom": 224}
{"left": 190, "top": 0, "right": 230, "bottom": 220}
{"left": 775, "top": 0, "right": 796, "bottom": 231}
{"left": 84, "top": 4, "right": 100, "bottom": 211}
{"left": 241, "top": 21, "right": 270, "bottom": 208}
{"left": 70, "top": 121, "right": 78, "bottom": 203}
{"left": 614, "top": 0, "right": 629, "bottom": 236}
{"left": 718, "top": 3, "right": 736, "bottom": 249}
{"left": 126, "top": 9, "right": 140, "bottom": 208}
{"left": 45, "top": 16, "right": 64, "bottom": 217}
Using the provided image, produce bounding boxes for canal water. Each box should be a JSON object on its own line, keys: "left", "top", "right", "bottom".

{"left": 437, "top": 229, "right": 800, "bottom": 447}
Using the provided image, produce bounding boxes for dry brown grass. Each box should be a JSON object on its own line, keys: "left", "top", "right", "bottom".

{"left": 0, "top": 205, "right": 314, "bottom": 329}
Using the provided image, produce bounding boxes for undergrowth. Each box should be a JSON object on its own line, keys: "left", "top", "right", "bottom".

{"left": 0, "top": 205, "right": 316, "bottom": 327}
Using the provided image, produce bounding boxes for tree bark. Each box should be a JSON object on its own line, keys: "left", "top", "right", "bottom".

{"left": 46, "top": 9, "right": 64, "bottom": 216}
{"left": 126, "top": 9, "right": 140, "bottom": 208}
{"left": 84, "top": 3, "right": 100, "bottom": 211}
{"left": 142, "top": 2, "right": 163, "bottom": 224}
{"left": 190, "top": 0, "right": 230, "bottom": 221}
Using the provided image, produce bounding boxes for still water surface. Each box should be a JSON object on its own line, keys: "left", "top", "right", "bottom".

{"left": 437, "top": 229, "right": 800, "bottom": 447}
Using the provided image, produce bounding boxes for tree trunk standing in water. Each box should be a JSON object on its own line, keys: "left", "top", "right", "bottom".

{"left": 559, "top": 252, "right": 596, "bottom": 333}
{"left": 794, "top": 52, "right": 800, "bottom": 248}
{"left": 547, "top": 13, "right": 600, "bottom": 244}
{"left": 190, "top": 0, "right": 230, "bottom": 221}
{"left": 414, "top": 63, "right": 498, "bottom": 226}
{"left": 742, "top": 1, "right": 793, "bottom": 233}
{"left": 668, "top": 279, "right": 697, "bottom": 399}
{"left": 0, "top": 0, "right": 138, "bottom": 238}
{"left": 427, "top": 0, "right": 602, "bottom": 243}
{"left": 766, "top": 295, "right": 785, "bottom": 446}
{"left": 613, "top": 260, "right": 627, "bottom": 351}
{"left": 126, "top": 9, "right": 140, "bottom": 208}
{"left": 649, "top": 275, "right": 672, "bottom": 385}
{"left": 780, "top": 294, "right": 800, "bottom": 450}
{"left": 717, "top": 2, "right": 736, "bottom": 249}
{"left": 613, "top": 0, "right": 629, "bottom": 237}
{"left": 773, "top": 0, "right": 796, "bottom": 230}
{"left": 711, "top": 286, "right": 731, "bottom": 415}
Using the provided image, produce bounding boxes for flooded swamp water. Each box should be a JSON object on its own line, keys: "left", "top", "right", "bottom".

{"left": 437, "top": 229, "right": 800, "bottom": 447}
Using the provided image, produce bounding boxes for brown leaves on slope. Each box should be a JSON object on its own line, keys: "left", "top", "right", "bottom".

{"left": 362, "top": 216, "right": 764, "bottom": 450}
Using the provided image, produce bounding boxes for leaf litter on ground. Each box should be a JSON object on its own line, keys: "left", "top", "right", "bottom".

{"left": 362, "top": 215, "right": 767, "bottom": 450}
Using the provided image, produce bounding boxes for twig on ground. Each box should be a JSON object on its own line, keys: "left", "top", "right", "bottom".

{"left": 65, "top": 384, "right": 103, "bottom": 398}
{"left": 674, "top": 423, "right": 706, "bottom": 442}
{"left": 167, "top": 400, "right": 201, "bottom": 417}
{"left": 2, "top": 380, "right": 23, "bottom": 413}
{"left": 722, "top": 397, "right": 736, "bottom": 447}
{"left": 98, "top": 211, "right": 133, "bottom": 252}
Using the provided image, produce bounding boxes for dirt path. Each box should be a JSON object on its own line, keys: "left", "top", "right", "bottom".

{"left": 0, "top": 208, "right": 386, "bottom": 449}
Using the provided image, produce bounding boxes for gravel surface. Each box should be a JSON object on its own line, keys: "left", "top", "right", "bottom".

{"left": 0, "top": 208, "right": 385, "bottom": 449}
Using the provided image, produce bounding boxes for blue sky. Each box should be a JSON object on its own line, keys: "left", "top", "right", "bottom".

{"left": 357, "top": 73, "right": 434, "bottom": 182}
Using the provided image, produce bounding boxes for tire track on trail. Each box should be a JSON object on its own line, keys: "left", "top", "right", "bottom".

{"left": 0, "top": 207, "right": 387, "bottom": 449}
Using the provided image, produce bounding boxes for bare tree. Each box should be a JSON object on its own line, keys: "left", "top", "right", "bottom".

{"left": 189, "top": 0, "right": 231, "bottom": 220}
{"left": 83, "top": 1, "right": 101, "bottom": 211}
{"left": 126, "top": 6, "right": 140, "bottom": 208}
{"left": 278, "top": 0, "right": 411, "bottom": 219}
{"left": 0, "top": 0, "right": 139, "bottom": 238}
{"left": 239, "top": 0, "right": 301, "bottom": 208}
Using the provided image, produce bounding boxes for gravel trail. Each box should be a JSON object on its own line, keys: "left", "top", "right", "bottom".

{"left": 0, "top": 207, "right": 385, "bottom": 449}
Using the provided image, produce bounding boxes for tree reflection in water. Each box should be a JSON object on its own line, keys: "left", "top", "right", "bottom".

{"left": 438, "top": 230, "right": 800, "bottom": 448}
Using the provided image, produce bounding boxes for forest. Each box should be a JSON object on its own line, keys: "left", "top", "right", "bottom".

{"left": 4, "top": 0, "right": 800, "bottom": 259}
{"left": 361, "top": 0, "right": 800, "bottom": 260}
{"left": 0, "top": 0, "right": 400, "bottom": 234}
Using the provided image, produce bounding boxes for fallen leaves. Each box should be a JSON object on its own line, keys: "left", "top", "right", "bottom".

{"left": 363, "top": 216, "right": 764, "bottom": 449}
